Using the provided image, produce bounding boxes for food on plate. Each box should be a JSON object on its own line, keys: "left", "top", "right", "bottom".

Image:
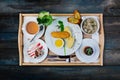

{"left": 38, "top": 11, "right": 49, "bottom": 19}
{"left": 26, "top": 21, "right": 39, "bottom": 34}
{"left": 37, "top": 11, "right": 53, "bottom": 26}
{"left": 66, "top": 36, "right": 74, "bottom": 48}
{"left": 82, "top": 18, "right": 98, "bottom": 34}
{"left": 67, "top": 10, "right": 81, "bottom": 24}
{"left": 42, "top": 15, "right": 53, "bottom": 26}
{"left": 51, "top": 31, "right": 70, "bottom": 38}
{"left": 64, "top": 26, "right": 71, "bottom": 36}
{"left": 74, "top": 10, "right": 81, "bottom": 19}
{"left": 84, "top": 46, "right": 93, "bottom": 56}
{"left": 58, "top": 20, "right": 64, "bottom": 32}
{"left": 64, "top": 26, "right": 74, "bottom": 48}
{"left": 68, "top": 17, "right": 80, "bottom": 24}
{"left": 27, "top": 43, "right": 44, "bottom": 58}
{"left": 54, "top": 38, "right": 64, "bottom": 48}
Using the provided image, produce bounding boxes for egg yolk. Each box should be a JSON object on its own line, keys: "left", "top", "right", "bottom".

{"left": 55, "top": 39, "right": 63, "bottom": 48}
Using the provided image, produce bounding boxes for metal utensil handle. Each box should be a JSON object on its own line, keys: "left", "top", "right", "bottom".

{"left": 30, "top": 34, "right": 38, "bottom": 42}
{"left": 30, "top": 24, "right": 44, "bottom": 42}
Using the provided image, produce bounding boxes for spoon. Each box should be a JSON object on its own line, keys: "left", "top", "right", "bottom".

{"left": 30, "top": 24, "right": 44, "bottom": 42}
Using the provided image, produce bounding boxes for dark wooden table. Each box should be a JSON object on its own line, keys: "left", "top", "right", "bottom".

{"left": 0, "top": 0, "right": 120, "bottom": 80}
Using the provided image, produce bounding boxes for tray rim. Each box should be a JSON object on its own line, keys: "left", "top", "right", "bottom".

{"left": 18, "top": 13, "right": 104, "bottom": 66}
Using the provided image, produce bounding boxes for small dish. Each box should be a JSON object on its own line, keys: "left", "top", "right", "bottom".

{"left": 23, "top": 39, "right": 48, "bottom": 63}
{"left": 22, "top": 16, "right": 45, "bottom": 40}
{"left": 75, "top": 38, "right": 100, "bottom": 63}
{"left": 26, "top": 21, "right": 40, "bottom": 35}
{"left": 81, "top": 16, "right": 100, "bottom": 35}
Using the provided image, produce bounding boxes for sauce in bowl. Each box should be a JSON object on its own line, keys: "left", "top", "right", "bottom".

{"left": 84, "top": 46, "right": 93, "bottom": 56}
{"left": 26, "top": 21, "right": 39, "bottom": 34}
{"left": 82, "top": 18, "right": 98, "bottom": 34}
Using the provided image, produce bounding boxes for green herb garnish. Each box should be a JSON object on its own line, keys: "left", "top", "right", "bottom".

{"left": 37, "top": 11, "right": 53, "bottom": 26}
{"left": 42, "top": 15, "right": 53, "bottom": 26}
{"left": 37, "top": 18, "right": 42, "bottom": 24}
{"left": 38, "top": 11, "right": 49, "bottom": 19}
{"left": 86, "top": 48, "right": 92, "bottom": 55}
{"left": 63, "top": 39, "right": 66, "bottom": 55}
{"left": 84, "top": 47, "right": 93, "bottom": 55}
{"left": 58, "top": 20, "right": 64, "bottom": 32}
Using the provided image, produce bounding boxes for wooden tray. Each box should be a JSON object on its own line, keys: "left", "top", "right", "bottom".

{"left": 18, "top": 13, "right": 104, "bottom": 66}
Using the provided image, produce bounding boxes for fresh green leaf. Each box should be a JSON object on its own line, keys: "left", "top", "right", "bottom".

{"left": 58, "top": 21, "right": 63, "bottom": 24}
{"left": 86, "top": 48, "right": 93, "bottom": 55}
{"left": 37, "top": 18, "right": 42, "bottom": 24}
{"left": 37, "top": 11, "right": 53, "bottom": 26}
{"left": 42, "top": 15, "right": 53, "bottom": 26}
{"left": 38, "top": 11, "right": 49, "bottom": 19}
{"left": 63, "top": 39, "right": 66, "bottom": 55}
{"left": 58, "top": 20, "right": 64, "bottom": 31}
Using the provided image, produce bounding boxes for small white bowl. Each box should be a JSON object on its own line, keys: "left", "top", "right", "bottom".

{"left": 81, "top": 16, "right": 100, "bottom": 35}
{"left": 81, "top": 45, "right": 96, "bottom": 57}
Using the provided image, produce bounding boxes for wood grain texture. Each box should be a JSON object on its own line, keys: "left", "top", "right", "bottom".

{"left": 0, "top": 0, "right": 119, "bottom": 16}
{"left": 0, "top": 66, "right": 120, "bottom": 80}
{"left": 0, "top": 49, "right": 120, "bottom": 66}
{"left": 0, "top": 16, "right": 120, "bottom": 33}
{"left": 0, "top": 0, "right": 120, "bottom": 79}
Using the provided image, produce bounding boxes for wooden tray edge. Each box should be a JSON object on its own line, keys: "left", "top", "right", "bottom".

{"left": 99, "top": 14, "right": 104, "bottom": 66}
{"left": 18, "top": 13, "right": 23, "bottom": 66}
{"left": 18, "top": 13, "right": 104, "bottom": 66}
{"left": 21, "top": 62, "right": 102, "bottom": 66}
{"left": 20, "top": 13, "right": 101, "bottom": 16}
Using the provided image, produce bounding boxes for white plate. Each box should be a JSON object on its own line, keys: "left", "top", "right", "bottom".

{"left": 75, "top": 39, "right": 100, "bottom": 63}
{"left": 22, "top": 16, "right": 45, "bottom": 41}
{"left": 23, "top": 39, "right": 48, "bottom": 63}
{"left": 45, "top": 17, "right": 82, "bottom": 56}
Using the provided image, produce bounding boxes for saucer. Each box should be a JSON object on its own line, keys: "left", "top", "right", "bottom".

{"left": 75, "top": 38, "right": 100, "bottom": 63}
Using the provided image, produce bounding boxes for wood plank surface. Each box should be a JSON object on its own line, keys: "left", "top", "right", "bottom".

{"left": 0, "top": 49, "right": 120, "bottom": 66}
{"left": 0, "top": 0, "right": 120, "bottom": 79}
{"left": 0, "top": 66, "right": 120, "bottom": 80}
